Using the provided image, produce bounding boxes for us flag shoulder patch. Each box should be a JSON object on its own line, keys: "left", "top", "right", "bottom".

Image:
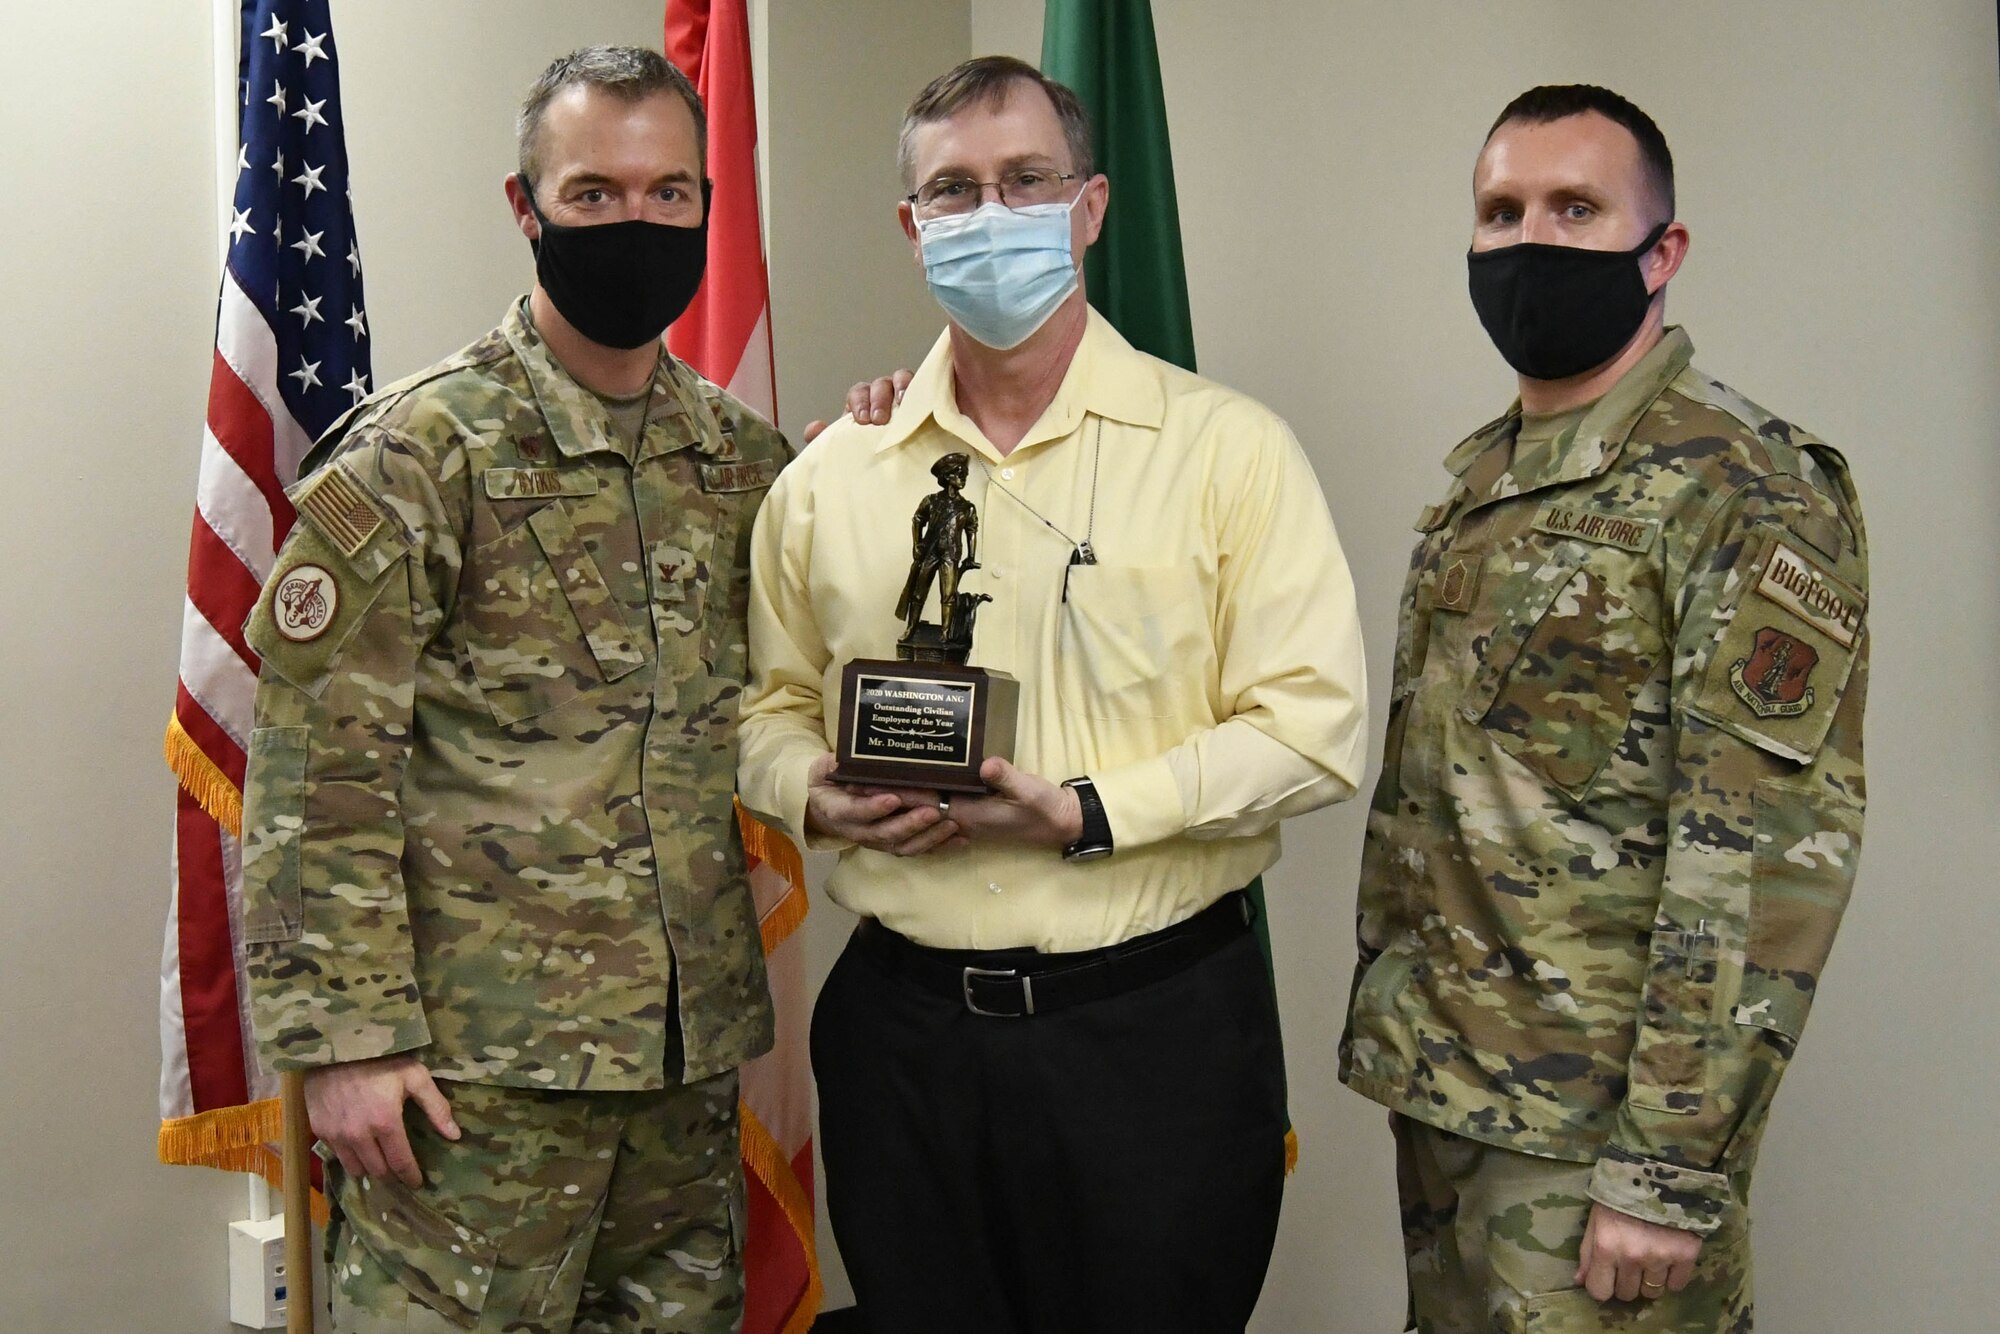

{"left": 296, "top": 465, "right": 384, "bottom": 559}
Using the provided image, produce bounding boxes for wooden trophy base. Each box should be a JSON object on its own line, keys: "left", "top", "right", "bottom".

{"left": 830, "top": 658, "right": 1019, "bottom": 794}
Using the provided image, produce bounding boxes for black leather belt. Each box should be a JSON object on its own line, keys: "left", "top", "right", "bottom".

{"left": 853, "top": 889, "right": 1255, "bottom": 1018}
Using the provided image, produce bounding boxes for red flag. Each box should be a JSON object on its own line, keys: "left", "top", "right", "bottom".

{"left": 667, "top": 5, "right": 822, "bottom": 1332}
{"left": 667, "top": 0, "right": 777, "bottom": 414}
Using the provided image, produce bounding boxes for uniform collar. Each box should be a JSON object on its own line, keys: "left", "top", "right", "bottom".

{"left": 501, "top": 298, "right": 727, "bottom": 464}
{"left": 875, "top": 306, "right": 1166, "bottom": 459}
{"left": 1443, "top": 326, "right": 1697, "bottom": 494}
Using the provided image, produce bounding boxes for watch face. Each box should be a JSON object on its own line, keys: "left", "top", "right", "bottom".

{"left": 1064, "top": 843, "right": 1113, "bottom": 863}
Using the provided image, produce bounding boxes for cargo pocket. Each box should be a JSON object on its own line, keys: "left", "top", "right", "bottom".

{"left": 1504, "top": 1286, "right": 1608, "bottom": 1331}
{"left": 1465, "top": 552, "right": 1658, "bottom": 798}
{"left": 1735, "top": 781, "right": 1859, "bottom": 1047}
{"left": 329, "top": 1157, "right": 501, "bottom": 1329}
{"left": 1627, "top": 925, "right": 1719, "bottom": 1115}
{"left": 240, "top": 726, "right": 307, "bottom": 944}
{"left": 459, "top": 500, "right": 643, "bottom": 726}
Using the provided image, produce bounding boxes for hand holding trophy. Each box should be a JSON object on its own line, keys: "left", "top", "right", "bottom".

{"left": 831, "top": 453, "right": 1020, "bottom": 792}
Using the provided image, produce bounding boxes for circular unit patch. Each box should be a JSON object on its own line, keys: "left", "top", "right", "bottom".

{"left": 273, "top": 564, "right": 339, "bottom": 642}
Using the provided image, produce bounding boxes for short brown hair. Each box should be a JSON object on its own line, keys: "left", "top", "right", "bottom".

{"left": 517, "top": 46, "right": 706, "bottom": 185}
{"left": 1487, "top": 84, "right": 1675, "bottom": 222}
{"left": 897, "top": 56, "right": 1094, "bottom": 190}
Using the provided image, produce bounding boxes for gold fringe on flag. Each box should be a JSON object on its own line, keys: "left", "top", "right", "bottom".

{"left": 165, "top": 713, "right": 244, "bottom": 837}
{"left": 1285, "top": 1127, "right": 1299, "bottom": 1175}
{"left": 158, "top": 1097, "right": 283, "bottom": 1168}
{"left": 734, "top": 797, "right": 804, "bottom": 891}
{"left": 739, "top": 1101, "right": 824, "bottom": 1334}
{"left": 735, "top": 798, "right": 812, "bottom": 954}
{"left": 157, "top": 1099, "right": 329, "bottom": 1226}
{"left": 756, "top": 880, "right": 810, "bottom": 956}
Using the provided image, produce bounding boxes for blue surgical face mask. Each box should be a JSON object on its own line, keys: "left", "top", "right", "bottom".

{"left": 917, "top": 197, "right": 1080, "bottom": 350}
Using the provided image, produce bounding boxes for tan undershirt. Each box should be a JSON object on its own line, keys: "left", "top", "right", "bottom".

{"left": 591, "top": 382, "right": 655, "bottom": 454}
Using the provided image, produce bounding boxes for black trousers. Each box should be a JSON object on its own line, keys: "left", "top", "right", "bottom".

{"left": 810, "top": 921, "right": 1289, "bottom": 1334}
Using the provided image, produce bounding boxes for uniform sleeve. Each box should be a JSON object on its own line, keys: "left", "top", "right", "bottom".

{"left": 1590, "top": 473, "right": 1868, "bottom": 1234}
{"left": 736, "top": 456, "right": 852, "bottom": 852}
{"left": 238, "top": 433, "right": 463, "bottom": 1070}
{"left": 1092, "top": 413, "right": 1370, "bottom": 850}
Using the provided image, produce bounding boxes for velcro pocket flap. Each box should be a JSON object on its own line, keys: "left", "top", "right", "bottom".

{"left": 527, "top": 503, "right": 644, "bottom": 683}
{"left": 1458, "top": 549, "right": 1584, "bottom": 723}
{"left": 245, "top": 524, "right": 402, "bottom": 699}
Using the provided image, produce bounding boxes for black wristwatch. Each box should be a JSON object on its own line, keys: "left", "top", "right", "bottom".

{"left": 1060, "top": 777, "right": 1115, "bottom": 862}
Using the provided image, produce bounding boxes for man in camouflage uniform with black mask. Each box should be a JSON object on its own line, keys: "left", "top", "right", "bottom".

{"left": 238, "top": 47, "right": 785, "bottom": 1333}
{"left": 1341, "top": 86, "right": 1867, "bottom": 1332}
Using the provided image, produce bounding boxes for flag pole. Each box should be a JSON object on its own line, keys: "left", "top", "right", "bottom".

{"left": 283, "top": 1071, "right": 313, "bottom": 1333}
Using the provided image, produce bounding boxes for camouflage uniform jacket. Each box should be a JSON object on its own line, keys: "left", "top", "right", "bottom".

{"left": 240, "top": 299, "right": 784, "bottom": 1089}
{"left": 1340, "top": 328, "right": 1868, "bottom": 1235}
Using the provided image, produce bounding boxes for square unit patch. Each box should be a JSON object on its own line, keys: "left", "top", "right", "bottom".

{"left": 1688, "top": 532, "right": 1865, "bottom": 763}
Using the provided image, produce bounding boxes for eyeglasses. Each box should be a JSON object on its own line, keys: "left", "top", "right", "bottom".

{"left": 907, "top": 168, "right": 1079, "bottom": 217}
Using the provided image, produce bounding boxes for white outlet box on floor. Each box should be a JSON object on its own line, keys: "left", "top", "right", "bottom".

{"left": 228, "top": 1215, "right": 289, "bottom": 1329}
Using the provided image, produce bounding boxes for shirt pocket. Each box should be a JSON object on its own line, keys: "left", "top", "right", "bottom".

{"left": 459, "top": 500, "right": 644, "bottom": 726}
{"left": 1055, "top": 563, "right": 1211, "bottom": 723}
{"left": 1736, "top": 780, "right": 1859, "bottom": 1047}
{"left": 1461, "top": 550, "right": 1659, "bottom": 797}
{"left": 240, "top": 725, "right": 308, "bottom": 944}
{"left": 1627, "top": 924, "right": 1720, "bottom": 1115}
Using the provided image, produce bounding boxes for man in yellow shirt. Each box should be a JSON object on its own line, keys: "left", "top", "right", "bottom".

{"left": 737, "top": 56, "right": 1367, "bottom": 1333}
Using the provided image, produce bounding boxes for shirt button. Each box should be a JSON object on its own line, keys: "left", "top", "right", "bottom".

{"left": 987, "top": 881, "right": 1004, "bottom": 895}
{"left": 1000, "top": 468, "right": 1014, "bottom": 479}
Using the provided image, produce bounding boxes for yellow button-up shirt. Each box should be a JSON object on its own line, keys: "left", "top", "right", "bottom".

{"left": 737, "top": 311, "right": 1367, "bottom": 950}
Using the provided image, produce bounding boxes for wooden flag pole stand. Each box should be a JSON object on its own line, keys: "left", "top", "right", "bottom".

{"left": 282, "top": 1071, "right": 314, "bottom": 1334}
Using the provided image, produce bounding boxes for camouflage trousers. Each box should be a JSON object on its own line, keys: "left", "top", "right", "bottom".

{"left": 1393, "top": 1116, "right": 1753, "bottom": 1333}
{"left": 325, "top": 1074, "right": 744, "bottom": 1333}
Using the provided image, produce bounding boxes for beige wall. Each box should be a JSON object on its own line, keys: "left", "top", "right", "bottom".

{"left": 5, "top": 1, "right": 1996, "bottom": 1329}
{"left": 0, "top": 4, "right": 249, "bottom": 1330}
{"left": 975, "top": 1, "right": 2000, "bottom": 1329}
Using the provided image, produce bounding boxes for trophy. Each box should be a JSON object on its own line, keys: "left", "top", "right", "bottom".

{"left": 830, "top": 453, "right": 1020, "bottom": 793}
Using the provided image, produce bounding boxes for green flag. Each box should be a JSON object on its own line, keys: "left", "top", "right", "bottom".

{"left": 1042, "top": 0, "right": 1296, "bottom": 1171}
{"left": 1040, "top": 0, "right": 1197, "bottom": 370}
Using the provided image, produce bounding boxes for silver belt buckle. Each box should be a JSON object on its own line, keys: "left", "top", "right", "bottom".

{"left": 962, "top": 965, "right": 1035, "bottom": 1017}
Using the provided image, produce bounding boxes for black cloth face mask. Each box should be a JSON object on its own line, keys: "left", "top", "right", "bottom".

{"left": 1466, "top": 221, "right": 1670, "bottom": 381}
{"left": 527, "top": 180, "right": 711, "bottom": 350}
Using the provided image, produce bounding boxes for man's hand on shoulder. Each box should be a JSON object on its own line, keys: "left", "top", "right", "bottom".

{"left": 304, "top": 1052, "right": 459, "bottom": 1187}
{"left": 802, "top": 369, "right": 914, "bottom": 443}
{"left": 1576, "top": 1200, "right": 1702, "bottom": 1304}
{"left": 949, "top": 758, "right": 1083, "bottom": 850}
{"left": 804, "top": 752, "right": 964, "bottom": 856}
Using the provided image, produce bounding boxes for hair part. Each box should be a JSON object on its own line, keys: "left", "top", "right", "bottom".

{"left": 517, "top": 46, "right": 706, "bottom": 187}
{"left": 1487, "top": 84, "right": 1675, "bottom": 222}
{"left": 898, "top": 56, "right": 1094, "bottom": 191}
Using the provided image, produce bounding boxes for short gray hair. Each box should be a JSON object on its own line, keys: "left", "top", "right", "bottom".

{"left": 897, "top": 56, "right": 1094, "bottom": 190}
{"left": 517, "top": 46, "right": 706, "bottom": 185}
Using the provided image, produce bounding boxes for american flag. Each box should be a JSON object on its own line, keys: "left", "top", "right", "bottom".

{"left": 159, "top": 0, "right": 368, "bottom": 1184}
